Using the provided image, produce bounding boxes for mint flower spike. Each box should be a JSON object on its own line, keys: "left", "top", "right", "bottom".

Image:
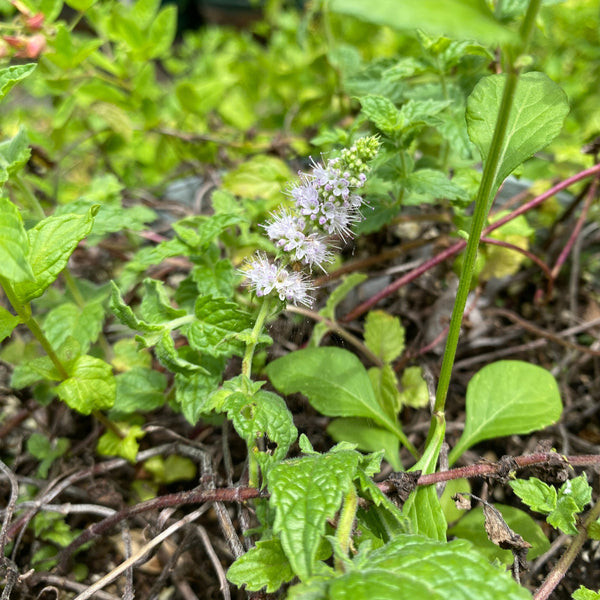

{"left": 242, "top": 136, "right": 379, "bottom": 306}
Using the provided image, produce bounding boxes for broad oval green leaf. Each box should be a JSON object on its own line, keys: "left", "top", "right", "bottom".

{"left": 329, "top": 0, "right": 515, "bottom": 46}
{"left": 0, "top": 197, "right": 34, "bottom": 282}
{"left": 466, "top": 72, "right": 569, "bottom": 199}
{"left": 266, "top": 347, "right": 400, "bottom": 437}
{"left": 449, "top": 360, "right": 562, "bottom": 464}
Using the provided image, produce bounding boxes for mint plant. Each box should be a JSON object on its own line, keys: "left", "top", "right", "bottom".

{"left": 1, "top": 0, "right": 600, "bottom": 598}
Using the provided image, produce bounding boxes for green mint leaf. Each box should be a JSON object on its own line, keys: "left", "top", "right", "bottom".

{"left": 358, "top": 95, "right": 403, "bottom": 135}
{"left": 56, "top": 355, "right": 116, "bottom": 415}
{"left": 368, "top": 364, "right": 401, "bottom": 422}
{"left": 153, "top": 329, "right": 207, "bottom": 376}
{"left": 97, "top": 422, "right": 144, "bottom": 462}
{"left": 510, "top": 477, "right": 557, "bottom": 514}
{"left": 143, "top": 455, "right": 196, "bottom": 485}
{"left": 183, "top": 296, "right": 253, "bottom": 358}
{"left": 269, "top": 449, "right": 360, "bottom": 579}
{"left": 266, "top": 347, "right": 404, "bottom": 441}
{"left": 11, "top": 355, "right": 62, "bottom": 388}
{"left": 0, "top": 197, "right": 35, "bottom": 282}
{"left": 109, "top": 281, "right": 163, "bottom": 334}
{"left": 110, "top": 339, "right": 152, "bottom": 372}
{"left": 191, "top": 259, "right": 236, "bottom": 298}
{"left": 403, "top": 168, "right": 470, "bottom": 206}
{"left": 221, "top": 390, "right": 297, "bottom": 477}
{"left": 449, "top": 504, "right": 550, "bottom": 564}
{"left": 43, "top": 301, "right": 105, "bottom": 353}
{"left": 402, "top": 485, "right": 447, "bottom": 541}
{"left": 559, "top": 475, "right": 592, "bottom": 512}
{"left": 449, "top": 361, "right": 562, "bottom": 465}
{"left": 175, "top": 359, "right": 225, "bottom": 425}
{"left": 329, "top": 0, "right": 515, "bottom": 46}
{"left": 467, "top": 72, "right": 569, "bottom": 203}
{"left": 112, "top": 367, "right": 167, "bottom": 415}
{"left": 227, "top": 538, "right": 295, "bottom": 593}
{"left": 398, "top": 366, "right": 429, "bottom": 409}
{"left": 13, "top": 207, "right": 98, "bottom": 304}
{"left": 173, "top": 214, "right": 243, "bottom": 249}
{"left": 0, "top": 128, "right": 31, "bottom": 178}
{"left": 327, "top": 417, "right": 402, "bottom": 471}
{"left": 364, "top": 310, "right": 405, "bottom": 363}
{"left": 572, "top": 586, "right": 600, "bottom": 600}
{"left": 0, "top": 64, "right": 36, "bottom": 101}
{"left": 0, "top": 306, "right": 21, "bottom": 343}
{"left": 547, "top": 494, "right": 580, "bottom": 536}
{"left": 320, "top": 534, "right": 531, "bottom": 600}
{"left": 139, "top": 278, "right": 186, "bottom": 323}
{"left": 27, "top": 433, "right": 70, "bottom": 478}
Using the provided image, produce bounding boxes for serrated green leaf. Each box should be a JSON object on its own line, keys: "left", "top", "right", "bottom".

{"left": 140, "top": 278, "right": 186, "bottom": 324}
{"left": 175, "top": 360, "right": 225, "bottom": 425}
{"left": 221, "top": 390, "right": 297, "bottom": 477}
{"left": 55, "top": 355, "right": 115, "bottom": 415}
{"left": 368, "top": 364, "right": 400, "bottom": 422}
{"left": 364, "top": 310, "right": 405, "bottom": 363}
{"left": 329, "top": 0, "right": 515, "bottom": 45}
{"left": 153, "top": 329, "right": 207, "bottom": 376}
{"left": 270, "top": 450, "right": 360, "bottom": 579}
{"left": 547, "top": 494, "right": 580, "bottom": 535}
{"left": 0, "top": 306, "right": 21, "bottom": 343}
{"left": 560, "top": 475, "right": 593, "bottom": 512}
{"left": 404, "top": 168, "right": 470, "bottom": 206}
{"left": 510, "top": 477, "right": 557, "bottom": 514}
{"left": 227, "top": 538, "right": 295, "bottom": 593}
{"left": 97, "top": 422, "right": 144, "bottom": 462}
{"left": 183, "top": 296, "right": 252, "bottom": 358}
{"left": 43, "top": 301, "right": 105, "bottom": 353}
{"left": 0, "top": 64, "right": 36, "bottom": 101}
{"left": 0, "top": 197, "right": 34, "bottom": 282}
{"left": 0, "top": 128, "right": 31, "bottom": 177}
{"left": 449, "top": 504, "right": 550, "bottom": 564}
{"left": 573, "top": 586, "right": 600, "bottom": 600}
{"left": 327, "top": 418, "right": 402, "bottom": 471}
{"left": 110, "top": 339, "right": 152, "bottom": 372}
{"left": 112, "top": 367, "right": 166, "bottom": 414}
{"left": 13, "top": 208, "right": 97, "bottom": 304}
{"left": 467, "top": 72, "right": 569, "bottom": 202}
{"left": 449, "top": 361, "right": 562, "bottom": 465}
{"left": 191, "top": 260, "right": 236, "bottom": 298}
{"left": 358, "top": 95, "right": 402, "bottom": 135}
{"left": 109, "top": 282, "right": 163, "bottom": 334}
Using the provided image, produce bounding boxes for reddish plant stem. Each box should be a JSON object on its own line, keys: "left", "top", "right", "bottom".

{"left": 545, "top": 174, "right": 599, "bottom": 298}
{"left": 342, "top": 163, "right": 600, "bottom": 322}
{"left": 52, "top": 452, "right": 600, "bottom": 572}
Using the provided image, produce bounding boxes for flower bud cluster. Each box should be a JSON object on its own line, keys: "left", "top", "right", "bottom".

{"left": 243, "top": 136, "right": 379, "bottom": 307}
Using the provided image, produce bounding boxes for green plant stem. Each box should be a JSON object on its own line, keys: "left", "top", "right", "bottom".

{"left": 533, "top": 496, "right": 600, "bottom": 600}
{"left": 242, "top": 298, "right": 271, "bottom": 378}
{"left": 335, "top": 486, "right": 358, "bottom": 572}
{"left": 433, "top": 0, "right": 541, "bottom": 415}
{"left": 0, "top": 277, "right": 69, "bottom": 380}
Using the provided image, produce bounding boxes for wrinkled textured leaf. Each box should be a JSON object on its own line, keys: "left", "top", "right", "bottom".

{"left": 222, "top": 155, "right": 292, "bottom": 202}
{"left": 175, "top": 360, "right": 225, "bottom": 425}
{"left": 227, "top": 538, "right": 295, "bottom": 593}
{"left": 0, "top": 128, "right": 31, "bottom": 178}
{"left": 221, "top": 390, "right": 297, "bottom": 476}
{"left": 467, "top": 72, "right": 569, "bottom": 200}
{"left": 43, "top": 301, "right": 105, "bottom": 353}
{"left": 449, "top": 361, "right": 562, "bottom": 464}
{"left": 56, "top": 355, "right": 116, "bottom": 415}
{"left": 113, "top": 367, "right": 167, "bottom": 414}
{"left": 364, "top": 311, "right": 405, "bottom": 363}
{"left": 510, "top": 478, "right": 557, "bottom": 514}
{"left": 0, "top": 197, "right": 34, "bottom": 282}
{"left": 140, "top": 278, "right": 186, "bottom": 324}
{"left": 269, "top": 450, "right": 360, "bottom": 579}
{"left": 97, "top": 423, "right": 144, "bottom": 462}
{"left": 13, "top": 208, "right": 98, "bottom": 303}
{"left": 184, "top": 296, "right": 253, "bottom": 358}
{"left": 173, "top": 214, "right": 243, "bottom": 249}
{"left": 109, "top": 281, "right": 163, "bottom": 334}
